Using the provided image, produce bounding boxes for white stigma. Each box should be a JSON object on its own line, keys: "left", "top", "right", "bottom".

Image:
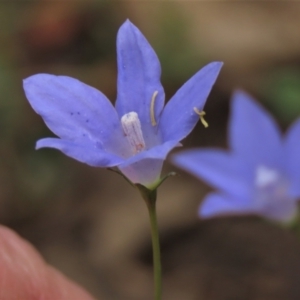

{"left": 121, "top": 112, "right": 146, "bottom": 154}
{"left": 255, "top": 165, "right": 280, "bottom": 188}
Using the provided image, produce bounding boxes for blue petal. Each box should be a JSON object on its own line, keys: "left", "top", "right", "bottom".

{"left": 229, "top": 91, "right": 283, "bottom": 168}
{"left": 119, "top": 159, "right": 163, "bottom": 188}
{"left": 159, "top": 62, "right": 222, "bottom": 142}
{"left": 255, "top": 193, "right": 297, "bottom": 222}
{"left": 200, "top": 191, "right": 297, "bottom": 222}
{"left": 284, "top": 118, "right": 300, "bottom": 197}
{"left": 23, "top": 74, "right": 130, "bottom": 158}
{"left": 115, "top": 20, "right": 165, "bottom": 148}
{"left": 118, "top": 140, "right": 179, "bottom": 186}
{"left": 120, "top": 140, "right": 179, "bottom": 168}
{"left": 172, "top": 149, "right": 253, "bottom": 197}
{"left": 37, "top": 138, "right": 124, "bottom": 167}
{"left": 199, "top": 192, "right": 255, "bottom": 219}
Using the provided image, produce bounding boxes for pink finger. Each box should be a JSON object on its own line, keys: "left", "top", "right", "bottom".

{"left": 0, "top": 225, "right": 95, "bottom": 300}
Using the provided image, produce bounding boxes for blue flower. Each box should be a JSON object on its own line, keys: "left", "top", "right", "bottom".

{"left": 172, "top": 91, "right": 300, "bottom": 222}
{"left": 23, "top": 20, "right": 222, "bottom": 188}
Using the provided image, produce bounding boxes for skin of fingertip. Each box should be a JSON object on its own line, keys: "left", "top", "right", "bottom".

{"left": 0, "top": 225, "right": 95, "bottom": 300}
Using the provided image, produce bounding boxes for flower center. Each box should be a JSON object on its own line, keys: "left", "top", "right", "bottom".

{"left": 254, "top": 165, "right": 292, "bottom": 219}
{"left": 121, "top": 112, "right": 146, "bottom": 154}
{"left": 255, "top": 165, "right": 280, "bottom": 188}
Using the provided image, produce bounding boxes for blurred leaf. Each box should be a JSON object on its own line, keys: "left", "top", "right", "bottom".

{"left": 263, "top": 68, "right": 300, "bottom": 124}
{"left": 154, "top": 5, "right": 206, "bottom": 85}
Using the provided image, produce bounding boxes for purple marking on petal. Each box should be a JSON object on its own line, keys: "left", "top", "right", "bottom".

{"left": 23, "top": 74, "right": 130, "bottom": 158}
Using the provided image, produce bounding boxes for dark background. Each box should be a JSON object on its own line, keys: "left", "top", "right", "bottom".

{"left": 2, "top": 2, "right": 300, "bottom": 299}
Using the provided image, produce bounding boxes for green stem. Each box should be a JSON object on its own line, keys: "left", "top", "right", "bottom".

{"left": 145, "top": 193, "right": 162, "bottom": 300}
{"left": 111, "top": 171, "right": 175, "bottom": 299}
{"left": 148, "top": 203, "right": 162, "bottom": 300}
{"left": 135, "top": 182, "right": 169, "bottom": 300}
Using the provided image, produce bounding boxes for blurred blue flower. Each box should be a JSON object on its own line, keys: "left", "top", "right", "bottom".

{"left": 23, "top": 20, "right": 222, "bottom": 188}
{"left": 172, "top": 91, "right": 300, "bottom": 222}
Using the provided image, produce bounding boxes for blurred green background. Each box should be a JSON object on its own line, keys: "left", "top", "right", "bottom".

{"left": 2, "top": 1, "right": 300, "bottom": 299}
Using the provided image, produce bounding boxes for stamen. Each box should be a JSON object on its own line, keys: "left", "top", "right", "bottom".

{"left": 121, "top": 112, "right": 146, "bottom": 154}
{"left": 193, "top": 107, "right": 209, "bottom": 128}
{"left": 150, "top": 91, "right": 158, "bottom": 126}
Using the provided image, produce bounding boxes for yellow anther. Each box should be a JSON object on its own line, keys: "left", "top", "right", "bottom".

{"left": 193, "top": 107, "right": 209, "bottom": 128}
{"left": 150, "top": 91, "right": 158, "bottom": 126}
